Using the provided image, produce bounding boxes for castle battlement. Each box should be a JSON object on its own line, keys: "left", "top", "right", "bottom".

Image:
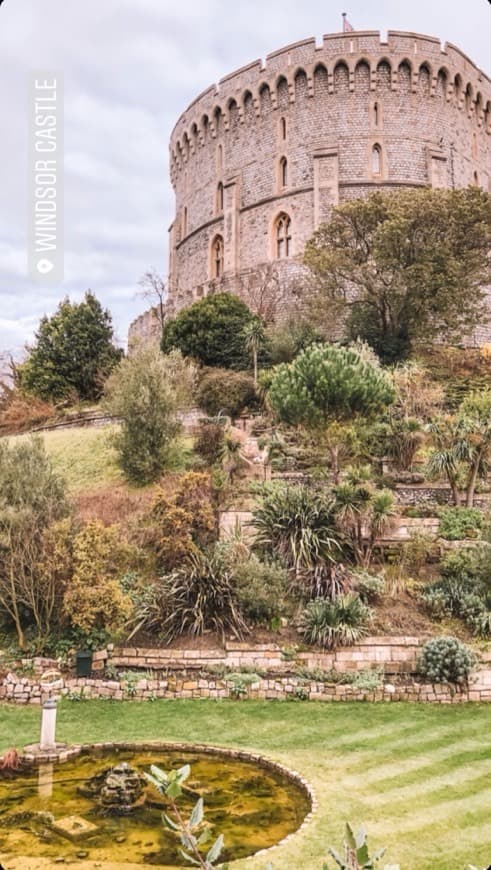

{"left": 169, "top": 30, "right": 491, "bottom": 175}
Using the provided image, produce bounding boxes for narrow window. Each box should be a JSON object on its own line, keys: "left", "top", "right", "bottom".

{"left": 217, "top": 144, "right": 223, "bottom": 171}
{"left": 216, "top": 182, "right": 224, "bottom": 213}
{"left": 472, "top": 171, "right": 479, "bottom": 187}
{"left": 276, "top": 214, "right": 292, "bottom": 259}
{"left": 472, "top": 132, "right": 478, "bottom": 161}
{"left": 372, "top": 144, "right": 381, "bottom": 176}
{"left": 374, "top": 101, "right": 379, "bottom": 127}
{"left": 279, "top": 156, "right": 288, "bottom": 188}
{"left": 280, "top": 117, "right": 287, "bottom": 140}
{"left": 183, "top": 207, "right": 188, "bottom": 236}
{"left": 212, "top": 236, "right": 224, "bottom": 278}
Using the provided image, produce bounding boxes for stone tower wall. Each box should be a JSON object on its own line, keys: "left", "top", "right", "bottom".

{"left": 129, "top": 30, "right": 491, "bottom": 344}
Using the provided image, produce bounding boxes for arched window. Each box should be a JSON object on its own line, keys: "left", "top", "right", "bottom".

{"left": 211, "top": 235, "right": 224, "bottom": 279}
{"left": 372, "top": 144, "right": 382, "bottom": 176}
{"left": 216, "top": 182, "right": 224, "bottom": 213}
{"left": 275, "top": 213, "right": 292, "bottom": 259}
{"left": 280, "top": 117, "right": 287, "bottom": 140}
{"left": 279, "top": 156, "right": 288, "bottom": 188}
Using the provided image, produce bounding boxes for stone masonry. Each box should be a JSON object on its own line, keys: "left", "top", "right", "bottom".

{"left": 125, "top": 29, "right": 491, "bottom": 347}
{"left": 2, "top": 639, "right": 490, "bottom": 704}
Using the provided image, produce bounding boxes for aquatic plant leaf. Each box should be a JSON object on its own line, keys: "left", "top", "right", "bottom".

{"left": 190, "top": 797, "right": 204, "bottom": 828}
{"left": 179, "top": 848, "right": 200, "bottom": 865}
{"left": 206, "top": 833, "right": 224, "bottom": 863}
{"left": 166, "top": 779, "right": 183, "bottom": 799}
{"left": 177, "top": 763, "right": 191, "bottom": 782}
{"left": 144, "top": 772, "right": 166, "bottom": 795}
{"left": 197, "top": 825, "right": 212, "bottom": 846}
{"left": 162, "top": 812, "right": 180, "bottom": 832}
{"left": 180, "top": 832, "right": 197, "bottom": 850}
{"left": 150, "top": 764, "right": 168, "bottom": 783}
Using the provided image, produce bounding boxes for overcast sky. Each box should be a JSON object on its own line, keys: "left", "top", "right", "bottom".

{"left": 0, "top": 0, "right": 489, "bottom": 356}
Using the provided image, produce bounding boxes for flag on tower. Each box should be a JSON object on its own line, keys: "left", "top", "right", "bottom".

{"left": 342, "top": 13, "right": 354, "bottom": 32}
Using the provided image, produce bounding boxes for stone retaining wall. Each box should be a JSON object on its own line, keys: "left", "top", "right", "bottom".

{"left": 101, "top": 636, "right": 422, "bottom": 675}
{"left": 1, "top": 670, "right": 490, "bottom": 705}
{"left": 2, "top": 639, "right": 490, "bottom": 705}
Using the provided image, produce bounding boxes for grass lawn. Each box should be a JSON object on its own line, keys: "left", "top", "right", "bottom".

{"left": 9, "top": 426, "right": 123, "bottom": 492}
{"left": 8, "top": 427, "right": 194, "bottom": 493}
{"left": 1, "top": 700, "right": 489, "bottom": 869}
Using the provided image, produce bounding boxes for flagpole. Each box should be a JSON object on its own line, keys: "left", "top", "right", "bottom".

{"left": 342, "top": 12, "right": 347, "bottom": 32}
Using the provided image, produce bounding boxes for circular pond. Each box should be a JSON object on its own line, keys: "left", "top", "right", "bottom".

{"left": 0, "top": 744, "right": 312, "bottom": 866}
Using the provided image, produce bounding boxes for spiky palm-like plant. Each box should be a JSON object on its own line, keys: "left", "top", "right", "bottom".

{"left": 160, "top": 550, "right": 248, "bottom": 642}
{"left": 333, "top": 484, "right": 395, "bottom": 568}
{"left": 252, "top": 484, "right": 341, "bottom": 575}
{"left": 299, "top": 594, "right": 372, "bottom": 649}
{"left": 242, "top": 317, "right": 266, "bottom": 387}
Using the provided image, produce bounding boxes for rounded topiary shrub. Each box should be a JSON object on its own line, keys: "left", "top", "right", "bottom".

{"left": 197, "top": 368, "right": 256, "bottom": 419}
{"left": 418, "top": 636, "right": 477, "bottom": 686}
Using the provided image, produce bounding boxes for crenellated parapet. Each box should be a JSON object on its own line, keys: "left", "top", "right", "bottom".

{"left": 169, "top": 31, "right": 491, "bottom": 183}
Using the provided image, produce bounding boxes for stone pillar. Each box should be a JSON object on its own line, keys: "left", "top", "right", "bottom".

{"left": 38, "top": 762, "right": 54, "bottom": 798}
{"left": 40, "top": 697, "right": 57, "bottom": 751}
{"left": 313, "top": 145, "right": 339, "bottom": 229}
{"left": 223, "top": 175, "right": 240, "bottom": 274}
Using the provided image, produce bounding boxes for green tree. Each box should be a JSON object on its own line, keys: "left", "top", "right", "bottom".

{"left": 268, "top": 343, "right": 395, "bottom": 481}
{"left": 19, "top": 291, "right": 122, "bottom": 401}
{"left": 162, "top": 293, "right": 256, "bottom": 369}
{"left": 197, "top": 368, "right": 256, "bottom": 418}
{"left": 427, "top": 390, "right": 491, "bottom": 507}
{"left": 304, "top": 188, "right": 491, "bottom": 361}
{"left": 104, "top": 347, "right": 195, "bottom": 484}
{"left": 0, "top": 437, "right": 69, "bottom": 648}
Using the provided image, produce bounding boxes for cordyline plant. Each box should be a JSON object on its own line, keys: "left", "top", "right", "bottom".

{"left": 251, "top": 484, "right": 345, "bottom": 598}
{"left": 427, "top": 390, "right": 491, "bottom": 507}
{"left": 145, "top": 763, "right": 226, "bottom": 869}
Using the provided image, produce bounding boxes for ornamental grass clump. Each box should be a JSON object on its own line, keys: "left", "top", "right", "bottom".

{"left": 159, "top": 550, "right": 248, "bottom": 642}
{"left": 418, "top": 636, "right": 477, "bottom": 687}
{"left": 251, "top": 484, "right": 341, "bottom": 575}
{"left": 299, "top": 594, "right": 372, "bottom": 650}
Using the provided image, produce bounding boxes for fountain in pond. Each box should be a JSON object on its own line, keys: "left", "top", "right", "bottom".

{"left": 0, "top": 746, "right": 312, "bottom": 865}
{"left": 79, "top": 761, "right": 146, "bottom": 814}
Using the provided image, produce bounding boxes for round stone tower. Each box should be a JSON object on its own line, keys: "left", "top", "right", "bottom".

{"left": 133, "top": 30, "right": 491, "bottom": 341}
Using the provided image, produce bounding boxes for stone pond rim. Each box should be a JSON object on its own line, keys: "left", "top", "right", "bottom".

{"left": 0, "top": 741, "right": 317, "bottom": 868}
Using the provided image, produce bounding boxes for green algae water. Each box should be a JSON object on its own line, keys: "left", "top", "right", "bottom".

{"left": 0, "top": 747, "right": 310, "bottom": 866}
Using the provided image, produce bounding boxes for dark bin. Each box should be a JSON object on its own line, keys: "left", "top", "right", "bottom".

{"left": 76, "top": 650, "right": 93, "bottom": 677}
